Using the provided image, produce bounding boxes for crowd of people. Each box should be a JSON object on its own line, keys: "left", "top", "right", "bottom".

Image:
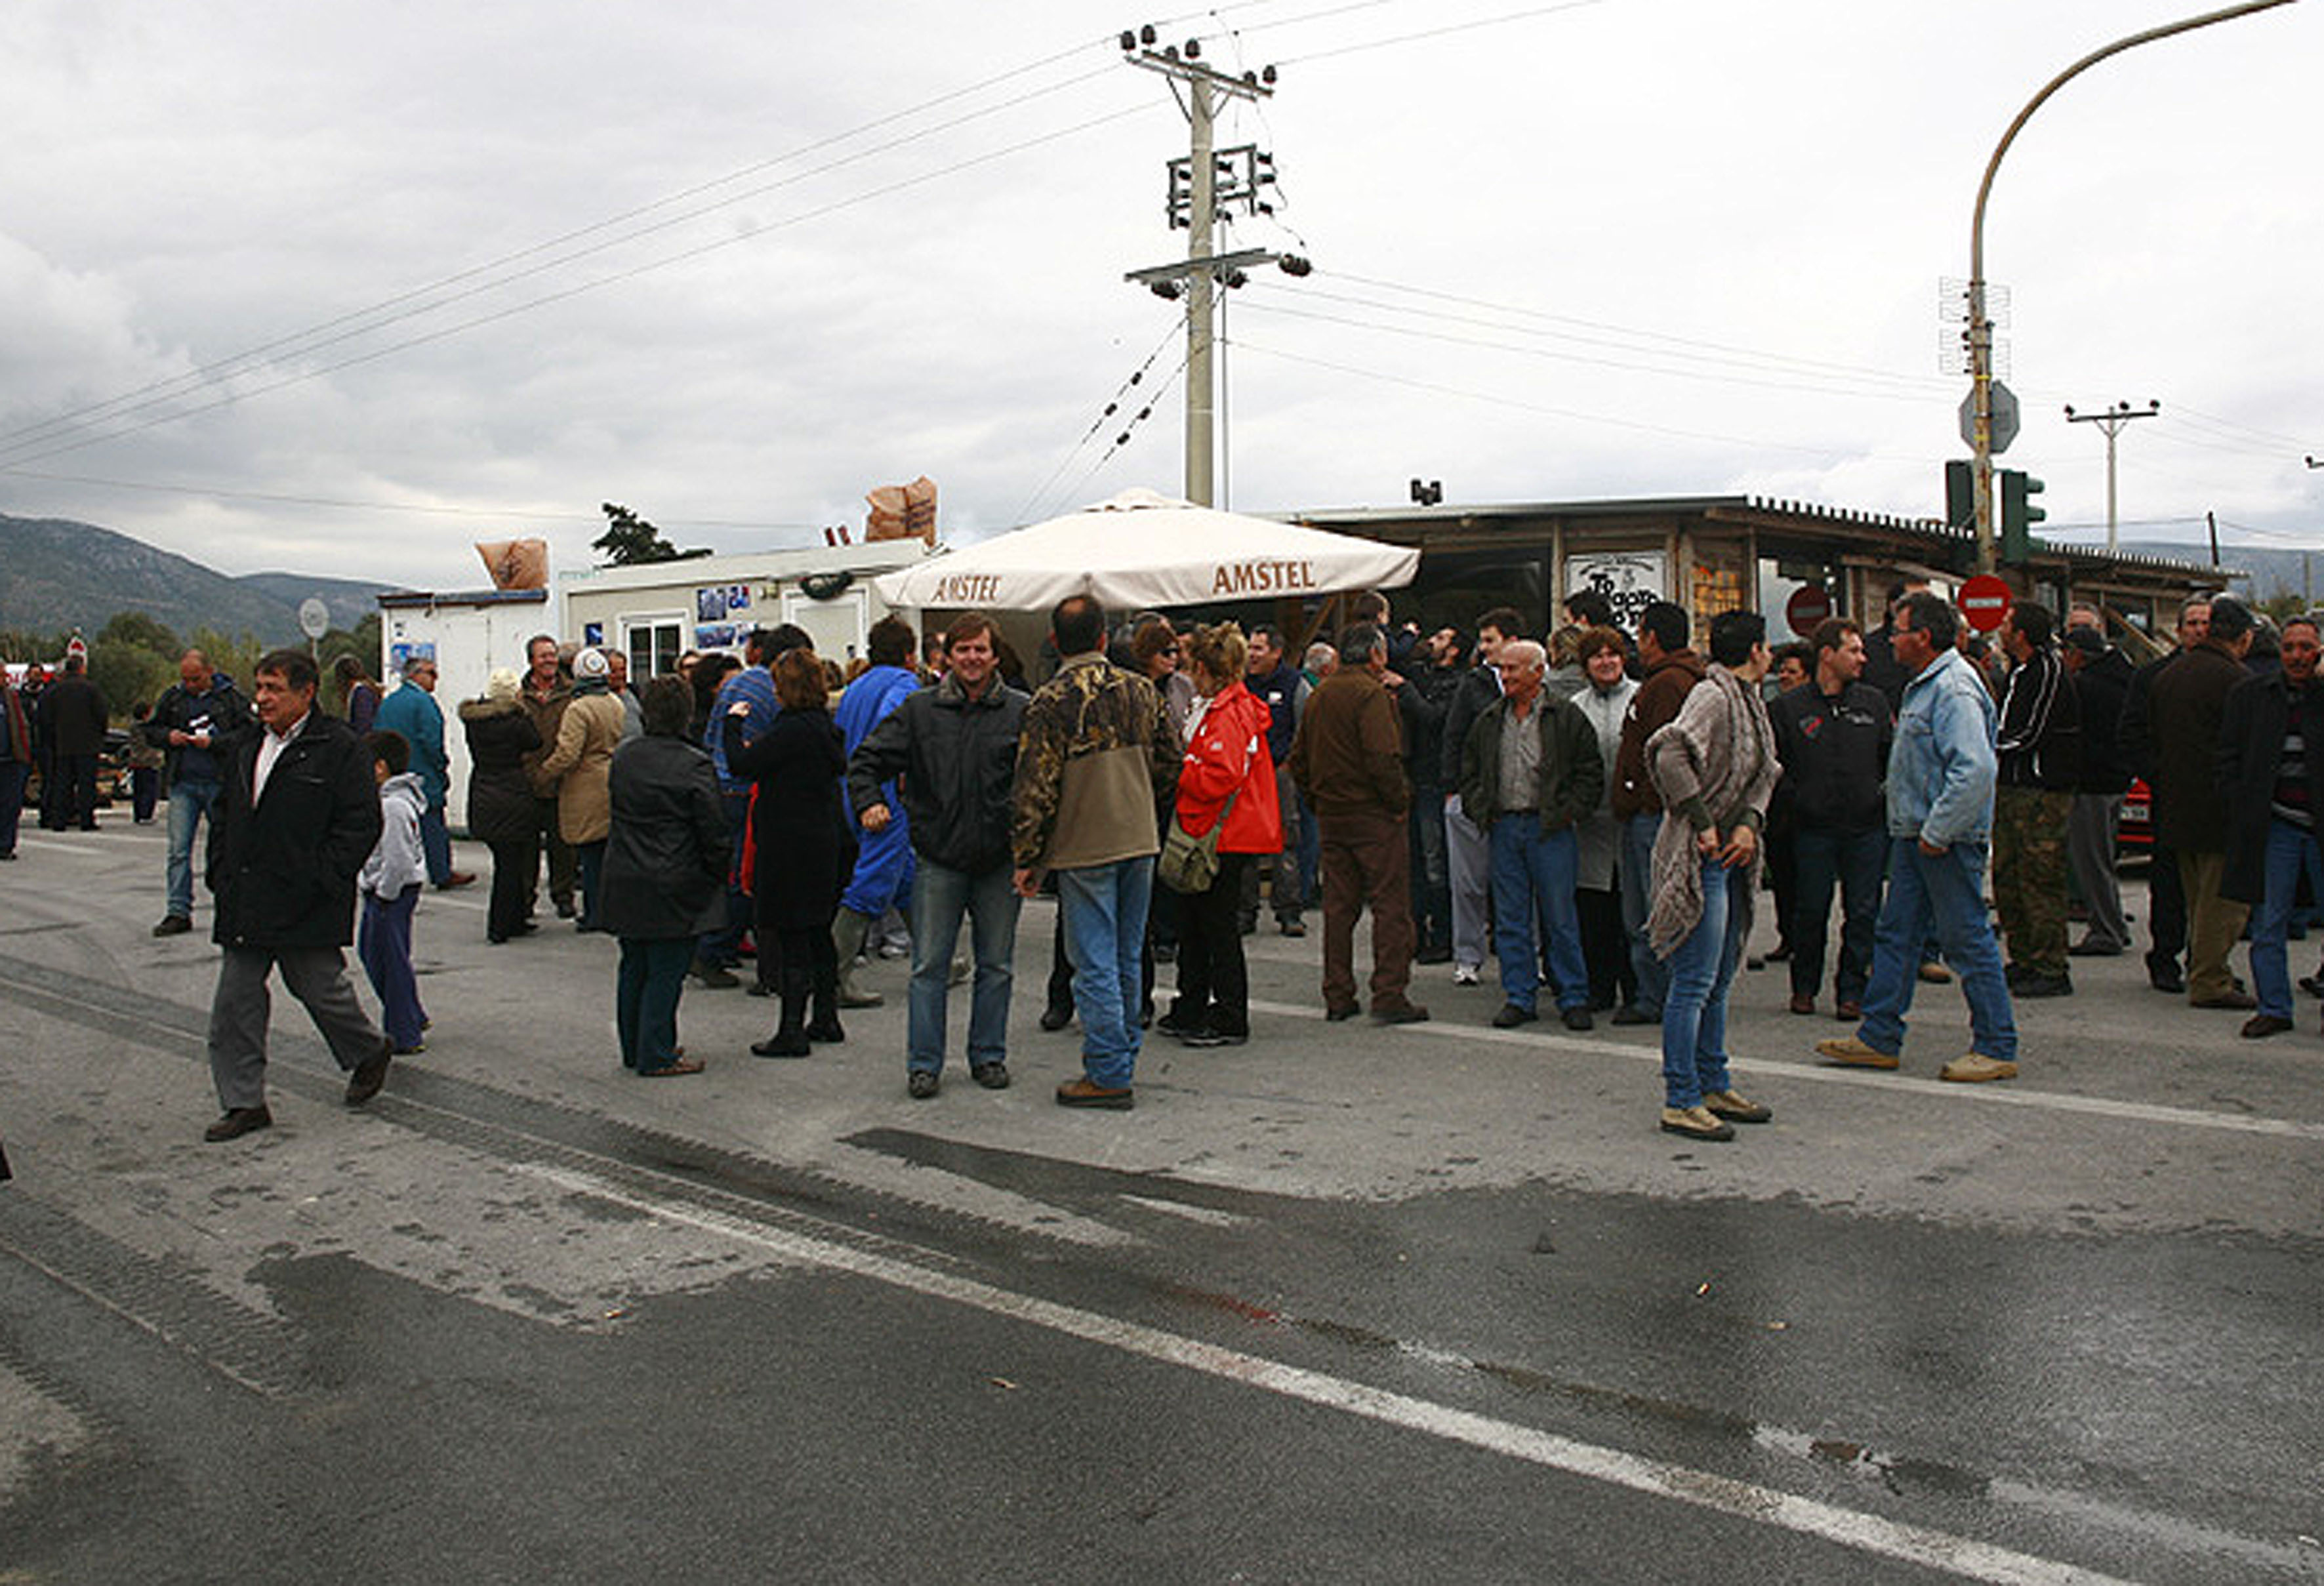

{"left": 26, "top": 578, "right": 2314, "bottom": 1145}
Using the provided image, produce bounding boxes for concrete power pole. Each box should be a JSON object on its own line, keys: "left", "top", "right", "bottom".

{"left": 1120, "top": 30, "right": 1280, "bottom": 508}
{"left": 2065, "top": 399, "right": 2159, "bottom": 554}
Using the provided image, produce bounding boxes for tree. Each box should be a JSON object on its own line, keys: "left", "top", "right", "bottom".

{"left": 317, "top": 612, "right": 384, "bottom": 677}
{"left": 592, "top": 502, "right": 709, "bottom": 566}
{"left": 97, "top": 610, "right": 182, "bottom": 658}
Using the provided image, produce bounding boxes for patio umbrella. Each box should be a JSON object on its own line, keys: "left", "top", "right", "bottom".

{"left": 869, "top": 488, "right": 1418, "bottom": 613}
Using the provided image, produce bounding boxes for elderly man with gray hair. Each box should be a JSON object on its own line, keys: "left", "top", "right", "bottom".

{"left": 1458, "top": 638, "right": 1604, "bottom": 1030}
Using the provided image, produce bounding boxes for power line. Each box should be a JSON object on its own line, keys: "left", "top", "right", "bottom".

{"left": 0, "top": 64, "right": 1131, "bottom": 462}
{"left": 0, "top": 103, "right": 1159, "bottom": 471}
{"left": 1271, "top": 0, "right": 1618, "bottom": 64}
{"left": 1014, "top": 319, "right": 1185, "bottom": 522}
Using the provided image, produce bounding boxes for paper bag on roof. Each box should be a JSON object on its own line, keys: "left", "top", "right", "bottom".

{"left": 865, "top": 476, "right": 937, "bottom": 543}
{"left": 475, "top": 539, "right": 549, "bottom": 590}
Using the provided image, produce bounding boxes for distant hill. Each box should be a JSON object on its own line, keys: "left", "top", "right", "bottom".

{"left": 2129, "top": 540, "right": 2320, "bottom": 605}
{"left": 0, "top": 512, "right": 392, "bottom": 643}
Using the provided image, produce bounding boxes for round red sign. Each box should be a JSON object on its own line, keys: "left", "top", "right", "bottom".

{"left": 1958, "top": 574, "right": 2014, "bottom": 633}
{"left": 1784, "top": 584, "right": 1832, "bottom": 639}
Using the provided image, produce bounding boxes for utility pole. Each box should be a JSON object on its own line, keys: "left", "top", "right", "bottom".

{"left": 2064, "top": 399, "right": 2159, "bottom": 554}
{"left": 1962, "top": 0, "right": 2295, "bottom": 575}
{"left": 1120, "top": 28, "right": 1292, "bottom": 508}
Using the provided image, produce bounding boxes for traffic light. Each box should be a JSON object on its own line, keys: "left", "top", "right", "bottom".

{"left": 1944, "top": 459, "right": 1974, "bottom": 531}
{"left": 1999, "top": 469, "right": 2046, "bottom": 563}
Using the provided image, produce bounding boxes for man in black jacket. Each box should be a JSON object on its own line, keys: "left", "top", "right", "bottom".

{"left": 848, "top": 613, "right": 1030, "bottom": 1099}
{"left": 1238, "top": 624, "right": 1307, "bottom": 937}
{"left": 201, "top": 649, "right": 392, "bottom": 1141}
{"left": 1992, "top": 602, "right": 2081, "bottom": 997}
{"left": 2060, "top": 626, "right": 2134, "bottom": 957}
{"left": 146, "top": 651, "right": 255, "bottom": 936}
{"left": 1768, "top": 619, "right": 1892, "bottom": 1019}
{"left": 2118, "top": 598, "right": 2208, "bottom": 991}
{"left": 35, "top": 653, "right": 108, "bottom": 832}
{"left": 1402, "top": 626, "right": 1462, "bottom": 962}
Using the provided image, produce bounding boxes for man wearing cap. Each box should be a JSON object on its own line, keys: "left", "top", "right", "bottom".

{"left": 2060, "top": 624, "right": 2134, "bottom": 958}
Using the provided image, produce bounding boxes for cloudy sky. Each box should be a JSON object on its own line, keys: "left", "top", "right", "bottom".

{"left": 3, "top": 0, "right": 2318, "bottom": 592}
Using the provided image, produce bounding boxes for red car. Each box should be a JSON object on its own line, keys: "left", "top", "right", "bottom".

{"left": 2116, "top": 779, "right": 2151, "bottom": 857}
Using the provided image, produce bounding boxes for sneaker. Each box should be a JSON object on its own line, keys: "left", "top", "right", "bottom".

{"left": 907, "top": 1069, "right": 941, "bottom": 1099}
{"left": 971, "top": 1061, "right": 1011, "bottom": 1088}
{"left": 1702, "top": 1088, "right": 1772, "bottom": 1124}
{"left": 2240, "top": 1014, "right": 2294, "bottom": 1039}
{"left": 1451, "top": 963, "right": 1480, "bottom": 986}
{"left": 1490, "top": 1004, "right": 1538, "bottom": 1029}
{"left": 1177, "top": 1027, "right": 1244, "bottom": 1049}
{"left": 1659, "top": 1105, "right": 1736, "bottom": 1142}
{"left": 1560, "top": 1006, "right": 1594, "bottom": 1032}
{"left": 1371, "top": 1000, "right": 1430, "bottom": 1025}
{"left": 1055, "top": 1076, "right": 1133, "bottom": 1110}
{"left": 1917, "top": 960, "right": 1952, "bottom": 984}
{"left": 152, "top": 914, "right": 194, "bottom": 937}
{"left": 1815, "top": 1036, "right": 1900, "bottom": 1070}
{"left": 1939, "top": 1052, "right": 2017, "bottom": 1082}
{"left": 1787, "top": 992, "right": 1816, "bottom": 1015}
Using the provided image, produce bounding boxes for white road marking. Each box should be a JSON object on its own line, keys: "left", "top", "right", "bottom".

{"left": 1246, "top": 999, "right": 2324, "bottom": 1144}
{"left": 520, "top": 1160, "right": 2140, "bottom": 1586}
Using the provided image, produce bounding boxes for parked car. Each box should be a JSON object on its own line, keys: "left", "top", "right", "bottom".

{"left": 2116, "top": 778, "right": 2151, "bottom": 860}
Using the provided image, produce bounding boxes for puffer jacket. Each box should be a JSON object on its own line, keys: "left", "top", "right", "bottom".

{"left": 459, "top": 697, "right": 542, "bottom": 843}
{"left": 849, "top": 672, "right": 1030, "bottom": 875}
{"left": 1173, "top": 681, "right": 1282, "bottom": 854}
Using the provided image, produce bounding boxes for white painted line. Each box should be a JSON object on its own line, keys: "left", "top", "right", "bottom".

{"left": 1245, "top": 999, "right": 2324, "bottom": 1144}
{"left": 520, "top": 1160, "right": 2138, "bottom": 1586}
{"left": 1115, "top": 1193, "right": 1252, "bottom": 1228}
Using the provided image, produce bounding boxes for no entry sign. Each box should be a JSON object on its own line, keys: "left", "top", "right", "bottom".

{"left": 1958, "top": 575, "right": 2013, "bottom": 634}
{"left": 1785, "top": 584, "right": 1832, "bottom": 638}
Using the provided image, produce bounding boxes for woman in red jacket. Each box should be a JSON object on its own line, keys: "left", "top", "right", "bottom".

{"left": 1160, "top": 622, "right": 1284, "bottom": 1047}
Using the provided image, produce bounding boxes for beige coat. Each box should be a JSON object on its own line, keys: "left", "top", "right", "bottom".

{"left": 538, "top": 691, "right": 625, "bottom": 844}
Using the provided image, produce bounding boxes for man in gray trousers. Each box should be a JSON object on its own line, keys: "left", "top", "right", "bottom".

{"left": 200, "top": 648, "right": 394, "bottom": 1142}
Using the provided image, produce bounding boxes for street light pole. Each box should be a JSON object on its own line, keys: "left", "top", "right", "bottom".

{"left": 1965, "top": 0, "right": 2298, "bottom": 575}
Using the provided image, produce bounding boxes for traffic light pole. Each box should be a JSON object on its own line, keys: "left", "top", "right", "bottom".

{"left": 1965, "top": 0, "right": 2295, "bottom": 576}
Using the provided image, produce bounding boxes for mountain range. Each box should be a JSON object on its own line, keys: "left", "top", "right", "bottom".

{"left": 0, "top": 511, "right": 392, "bottom": 643}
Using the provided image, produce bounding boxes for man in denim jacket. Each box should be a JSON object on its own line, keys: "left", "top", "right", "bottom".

{"left": 1817, "top": 592, "right": 2019, "bottom": 1082}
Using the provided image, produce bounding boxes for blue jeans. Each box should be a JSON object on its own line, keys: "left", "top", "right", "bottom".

{"left": 1620, "top": 812, "right": 1671, "bottom": 1016}
{"left": 1858, "top": 838, "right": 2018, "bottom": 1063}
{"left": 1661, "top": 856, "right": 1750, "bottom": 1108}
{"left": 617, "top": 937, "right": 694, "bottom": 1070}
{"left": 1789, "top": 826, "right": 1886, "bottom": 1003}
{"left": 1057, "top": 857, "right": 1154, "bottom": 1088}
{"left": 1488, "top": 817, "right": 1588, "bottom": 1013}
{"left": 419, "top": 805, "right": 453, "bottom": 884}
{"left": 575, "top": 839, "right": 607, "bottom": 929}
{"left": 165, "top": 777, "right": 224, "bottom": 920}
{"left": 357, "top": 885, "right": 426, "bottom": 1049}
{"left": 908, "top": 859, "right": 1021, "bottom": 1074}
{"left": 2249, "top": 818, "right": 2317, "bottom": 1020}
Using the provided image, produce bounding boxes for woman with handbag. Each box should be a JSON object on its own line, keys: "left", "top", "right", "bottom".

{"left": 1159, "top": 622, "right": 1283, "bottom": 1047}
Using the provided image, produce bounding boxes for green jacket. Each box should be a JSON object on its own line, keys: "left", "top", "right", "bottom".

{"left": 1458, "top": 691, "right": 1604, "bottom": 836}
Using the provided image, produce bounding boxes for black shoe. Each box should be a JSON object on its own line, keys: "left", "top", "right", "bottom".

{"left": 746, "top": 979, "right": 773, "bottom": 997}
{"left": 345, "top": 1044, "right": 392, "bottom": 1106}
{"left": 1155, "top": 1012, "right": 1203, "bottom": 1039}
{"left": 1277, "top": 916, "right": 1305, "bottom": 938}
{"left": 907, "top": 1069, "right": 940, "bottom": 1099}
{"left": 203, "top": 1105, "right": 273, "bottom": 1142}
{"left": 554, "top": 899, "right": 577, "bottom": 920}
{"left": 751, "top": 1030, "right": 811, "bottom": 1057}
{"left": 2146, "top": 954, "right": 2185, "bottom": 994}
{"left": 1611, "top": 1005, "right": 1660, "bottom": 1027}
{"left": 2068, "top": 937, "right": 2123, "bottom": 958}
{"left": 152, "top": 914, "right": 193, "bottom": 937}
{"left": 1324, "top": 1002, "right": 1360, "bottom": 1022}
{"left": 1414, "top": 943, "right": 1452, "bottom": 965}
{"left": 691, "top": 960, "right": 740, "bottom": 990}
{"left": 2014, "top": 971, "right": 2073, "bottom": 998}
{"left": 970, "top": 1061, "right": 1010, "bottom": 1089}
{"left": 1177, "top": 1027, "right": 1246, "bottom": 1048}
{"left": 1039, "top": 1004, "right": 1074, "bottom": 1032}
{"left": 2299, "top": 973, "right": 2324, "bottom": 998}
{"left": 1766, "top": 942, "right": 1793, "bottom": 962}
{"left": 1491, "top": 1004, "right": 1538, "bottom": 1029}
{"left": 1371, "top": 1000, "right": 1430, "bottom": 1025}
{"left": 1560, "top": 1006, "right": 1595, "bottom": 1032}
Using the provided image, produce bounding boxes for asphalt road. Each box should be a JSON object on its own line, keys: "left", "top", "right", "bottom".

{"left": 1, "top": 819, "right": 2319, "bottom": 1584}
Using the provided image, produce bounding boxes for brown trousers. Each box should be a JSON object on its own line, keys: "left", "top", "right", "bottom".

{"left": 1318, "top": 807, "right": 1416, "bottom": 1012}
{"left": 2177, "top": 849, "right": 2249, "bottom": 1004}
